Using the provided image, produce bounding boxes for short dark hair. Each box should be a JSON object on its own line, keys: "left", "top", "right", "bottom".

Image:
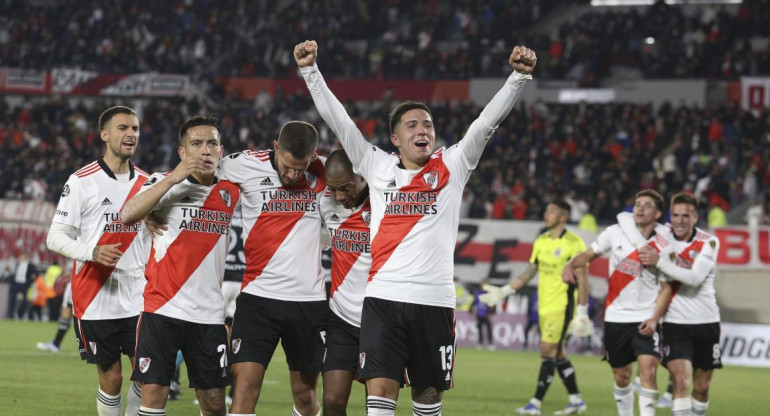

{"left": 277, "top": 121, "right": 319, "bottom": 159}
{"left": 179, "top": 114, "right": 220, "bottom": 145}
{"left": 98, "top": 106, "right": 137, "bottom": 130}
{"left": 635, "top": 189, "right": 664, "bottom": 212}
{"left": 670, "top": 192, "right": 698, "bottom": 210}
{"left": 549, "top": 200, "right": 571, "bottom": 216}
{"left": 389, "top": 101, "right": 432, "bottom": 134}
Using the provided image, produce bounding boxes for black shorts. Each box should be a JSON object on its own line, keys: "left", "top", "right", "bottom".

{"left": 604, "top": 321, "right": 661, "bottom": 368}
{"left": 229, "top": 293, "right": 329, "bottom": 373}
{"left": 358, "top": 297, "right": 455, "bottom": 391}
{"left": 130, "top": 312, "right": 231, "bottom": 390}
{"left": 75, "top": 316, "right": 138, "bottom": 366}
{"left": 662, "top": 322, "right": 723, "bottom": 370}
{"left": 323, "top": 312, "right": 361, "bottom": 374}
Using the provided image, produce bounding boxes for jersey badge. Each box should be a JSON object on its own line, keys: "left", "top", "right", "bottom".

{"left": 89, "top": 341, "right": 97, "bottom": 355}
{"left": 709, "top": 240, "right": 716, "bottom": 249}
{"left": 305, "top": 172, "right": 318, "bottom": 189}
{"left": 139, "top": 357, "right": 151, "bottom": 373}
{"left": 554, "top": 248, "right": 561, "bottom": 258}
{"left": 219, "top": 189, "right": 232, "bottom": 208}
{"left": 362, "top": 211, "right": 371, "bottom": 227}
{"left": 423, "top": 171, "right": 439, "bottom": 190}
{"left": 61, "top": 184, "right": 70, "bottom": 197}
{"left": 232, "top": 338, "right": 242, "bottom": 354}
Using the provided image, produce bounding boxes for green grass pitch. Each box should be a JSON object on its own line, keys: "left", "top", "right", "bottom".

{"left": 0, "top": 320, "right": 767, "bottom": 415}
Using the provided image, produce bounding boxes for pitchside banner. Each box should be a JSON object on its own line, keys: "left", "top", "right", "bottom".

{"left": 0, "top": 200, "right": 59, "bottom": 269}
{"left": 720, "top": 323, "right": 770, "bottom": 368}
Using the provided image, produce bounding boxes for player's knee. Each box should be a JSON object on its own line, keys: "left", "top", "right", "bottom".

{"left": 292, "top": 385, "right": 316, "bottom": 406}
{"left": 322, "top": 392, "right": 348, "bottom": 416}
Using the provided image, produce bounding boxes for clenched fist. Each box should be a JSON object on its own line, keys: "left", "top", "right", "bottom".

{"left": 509, "top": 46, "right": 537, "bottom": 75}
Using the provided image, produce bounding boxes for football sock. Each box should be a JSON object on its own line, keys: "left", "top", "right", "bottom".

{"left": 692, "top": 398, "right": 709, "bottom": 416}
{"left": 137, "top": 406, "right": 165, "bottom": 416}
{"left": 413, "top": 401, "right": 442, "bottom": 416}
{"left": 672, "top": 397, "right": 692, "bottom": 416}
{"left": 367, "top": 395, "right": 397, "bottom": 416}
{"left": 639, "top": 387, "right": 658, "bottom": 416}
{"left": 613, "top": 383, "right": 634, "bottom": 416}
{"left": 125, "top": 381, "right": 142, "bottom": 416}
{"left": 97, "top": 388, "right": 121, "bottom": 416}
{"left": 52, "top": 316, "right": 71, "bottom": 347}
{"left": 534, "top": 358, "right": 556, "bottom": 400}
{"left": 556, "top": 359, "right": 579, "bottom": 395}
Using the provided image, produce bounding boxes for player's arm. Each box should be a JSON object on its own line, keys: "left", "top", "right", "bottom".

{"left": 562, "top": 249, "right": 597, "bottom": 284}
{"left": 655, "top": 238, "right": 718, "bottom": 287}
{"left": 456, "top": 46, "right": 535, "bottom": 169}
{"left": 479, "top": 263, "right": 538, "bottom": 307}
{"left": 121, "top": 157, "right": 204, "bottom": 225}
{"left": 46, "top": 223, "right": 96, "bottom": 262}
{"left": 638, "top": 280, "right": 672, "bottom": 336}
{"left": 295, "top": 40, "right": 371, "bottom": 169}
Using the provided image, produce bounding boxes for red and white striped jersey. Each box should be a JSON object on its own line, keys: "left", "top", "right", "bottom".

{"left": 302, "top": 63, "right": 531, "bottom": 308}
{"left": 218, "top": 150, "right": 327, "bottom": 301}
{"left": 591, "top": 224, "right": 669, "bottom": 323}
{"left": 51, "top": 159, "right": 150, "bottom": 320}
{"left": 321, "top": 191, "right": 371, "bottom": 327}
{"left": 659, "top": 227, "right": 720, "bottom": 324}
{"left": 141, "top": 174, "right": 239, "bottom": 324}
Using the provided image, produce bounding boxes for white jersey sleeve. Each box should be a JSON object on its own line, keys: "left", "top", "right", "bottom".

{"left": 300, "top": 63, "right": 378, "bottom": 176}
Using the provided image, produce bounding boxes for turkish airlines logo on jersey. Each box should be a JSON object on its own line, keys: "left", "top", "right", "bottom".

{"left": 232, "top": 338, "right": 242, "bottom": 354}
{"left": 89, "top": 341, "right": 97, "bottom": 355}
{"left": 139, "top": 357, "right": 151, "bottom": 373}
{"left": 362, "top": 211, "right": 371, "bottom": 227}
{"left": 219, "top": 189, "right": 232, "bottom": 207}
{"left": 423, "top": 171, "right": 439, "bottom": 190}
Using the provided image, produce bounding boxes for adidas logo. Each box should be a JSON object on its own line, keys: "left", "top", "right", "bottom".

{"left": 386, "top": 180, "right": 397, "bottom": 188}
{"left": 100, "top": 198, "right": 112, "bottom": 206}
{"left": 180, "top": 196, "right": 193, "bottom": 203}
{"left": 330, "top": 214, "right": 340, "bottom": 222}
{"left": 260, "top": 177, "right": 273, "bottom": 186}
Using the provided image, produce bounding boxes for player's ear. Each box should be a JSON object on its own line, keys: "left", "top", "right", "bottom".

{"left": 390, "top": 133, "right": 400, "bottom": 147}
{"left": 178, "top": 146, "right": 185, "bottom": 159}
{"left": 100, "top": 129, "right": 109, "bottom": 143}
{"left": 273, "top": 140, "right": 280, "bottom": 153}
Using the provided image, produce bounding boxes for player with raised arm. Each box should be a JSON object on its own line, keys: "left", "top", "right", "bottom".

{"left": 296, "top": 39, "right": 536, "bottom": 416}
{"left": 320, "top": 149, "right": 371, "bottom": 416}
{"left": 121, "top": 115, "right": 238, "bottom": 416}
{"left": 628, "top": 193, "right": 721, "bottom": 416}
{"left": 46, "top": 106, "right": 148, "bottom": 416}
{"left": 219, "top": 121, "right": 329, "bottom": 416}
{"left": 563, "top": 190, "right": 672, "bottom": 416}
{"left": 481, "top": 200, "right": 589, "bottom": 415}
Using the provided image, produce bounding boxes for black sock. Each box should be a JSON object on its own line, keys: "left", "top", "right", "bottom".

{"left": 52, "top": 316, "right": 72, "bottom": 347}
{"left": 534, "top": 358, "right": 556, "bottom": 401}
{"left": 556, "top": 359, "right": 579, "bottom": 395}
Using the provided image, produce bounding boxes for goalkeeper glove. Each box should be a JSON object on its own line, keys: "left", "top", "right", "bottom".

{"left": 479, "top": 284, "right": 515, "bottom": 307}
{"left": 570, "top": 304, "right": 592, "bottom": 337}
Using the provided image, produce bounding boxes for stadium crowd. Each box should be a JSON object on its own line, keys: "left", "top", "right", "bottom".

{"left": 2, "top": 96, "right": 768, "bottom": 224}
{"left": 1, "top": 0, "right": 769, "bottom": 81}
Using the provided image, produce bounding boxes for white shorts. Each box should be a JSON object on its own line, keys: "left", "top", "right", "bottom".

{"left": 222, "top": 281, "right": 241, "bottom": 318}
